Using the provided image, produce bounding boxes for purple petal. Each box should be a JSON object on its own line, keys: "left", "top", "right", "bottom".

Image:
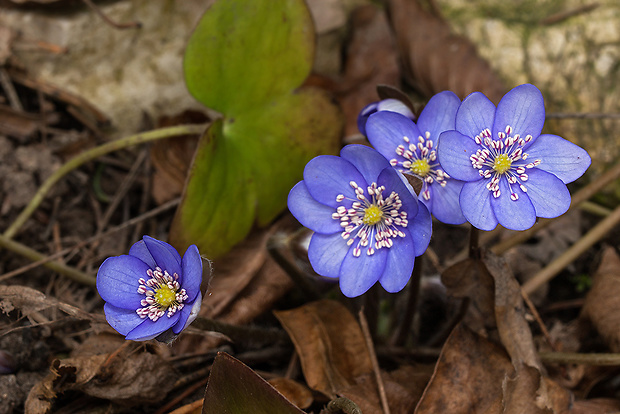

{"left": 103, "top": 303, "right": 145, "bottom": 336}
{"left": 97, "top": 255, "right": 150, "bottom": 310}
{"left": 524, "top": 169, "right": 571, "bottom": 218}
{"left": 288, "top": 182, "right": 343, "bottom": 234}
{"left": 181, "top": 244, "right": 203, "bottom": 302}
{"left": 460, "top": 180, "right": 498, "bottom": 231}
{"left": 125, "top": 311, "right": 181, "bottom": 341}
{"left": 523, "top": 134, "right": 591, "bottom": 184}
{"left": 357, "top": 102, "right": 379, "bottom": 135}
{"left": 359, "top": 99, "right": 415, "bottom": 135}
{"left": 340, "top": 144, "right": 391, "bottom": 186}
{"left": 490, "top": 178, "right": 536, "bottom": 231}
{"left": 455, "top": 92, "right": 495, "bottom": 139}
{"left": 417, "top": 91, "right": 460, "bottom": 140}
{"left": 339, "top": 247, "right": 388, "bottom": 297}
{"left": 128, "top": 240, "right": 156, "bottom": 268}
{"left": 143, "top": 236, "right": 182, "bottom": 278}
{"left": 308, "top": 232, "right": 350, "bottom": 278}
{"left": 377, "top": 167, "right": 419, "bottom": 220}
{"left": 437, "top": 130, "right": 483, "bottom": 182}
{"left": 172, "top": 292, "right": 202, "bottom": 334}
{"left": 379, "top": 228, "right": 415, "bottom": 293}
{"left": 304, "top": 155, "right": 366, "bottom": 208}
{"left": 366, "top": 111, "right": 423, "bottom": 168}
{"left": 493, "top": 84, "right": 545, "bottom": 144}
{"left": 429, "top": 178, "right": 466, "bottom": 225}
{"left": 407, "top": 203, "right": 432, "bottom": 256}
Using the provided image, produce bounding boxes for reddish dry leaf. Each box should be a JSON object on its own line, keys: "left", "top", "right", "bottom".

{"left": 387, "top": 0, "right": 506, "bottom": 103}
{"left": 274, "top": 299, "right": 373, "bottom": 398}
{"left": 337, "top": 4, "right": 401, "bottom": 137}
{"left": 202, "top": 352, "right": 304, "bottom": 414}
{"left": 572, "top": 398, "right": 620, "bottom": 414}
{"left": 581, "top": 247, "right": 620, "bottom": 352}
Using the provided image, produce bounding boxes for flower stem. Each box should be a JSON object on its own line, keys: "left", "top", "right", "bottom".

{"left": 391, "top": 259, "right": 423, "bottom": 346}
{"left": 468, "top": 226, "right": 480, "bottom": 259}
{"left": 3, "top": 124, "right": 207, "bottom": 239}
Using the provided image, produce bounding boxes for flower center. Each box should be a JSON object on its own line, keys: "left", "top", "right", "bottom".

{"left": 136, "top": 267, "right": 189, "bottom": 322}
{"left": 332, "top": 181, "right": 408, "bottom": 257}
{"left": 493, "top": 154, "right": 512, "bottom": 174}
{"left": 469, "top": 125, "right": 541, "bottom": 201}
{"left": 410, "top": 159, "right": 431, "bottom": 176}
{"left": 389, "top": 132, "right": 450, "bottom": 201}
{"left": 363, "top": 205, "right": 383, "bottom": 225}
{"left": 154, "top": 286, "right": 176, "bottom": 308}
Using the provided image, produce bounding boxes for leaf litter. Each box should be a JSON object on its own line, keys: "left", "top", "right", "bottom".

{"left": 0, "top": 1, "right": 619, "bottom": 413}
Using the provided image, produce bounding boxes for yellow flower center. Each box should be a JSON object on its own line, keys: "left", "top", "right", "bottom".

{"left": 154, "top": 286, "right": 176, "bottom": 308}
{"left": 363, "top": 205, "right": 383, "bottom": 226}
{"left": 410, "top": 159, "right": 431, "bottom": 176}
{"left": 493, "top": 154, "right": 512, "bottom": 174}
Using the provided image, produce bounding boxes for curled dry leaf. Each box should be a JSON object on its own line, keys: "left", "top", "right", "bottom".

{"left": 581, "top": 246, "right": 620, "bottom": 352}
{"left": 274, "top": 299, "right": 373, "bottom": 398}
{"left": 25, "top": 343, "right": 179, "bottom": 413}
{"left": 387, "top": 0, "right": 506, "bottom": 102}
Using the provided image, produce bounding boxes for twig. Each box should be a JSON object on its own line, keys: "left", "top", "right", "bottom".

{"left": 358, "top": 309, "right": 390, "bottom": 414}
{"left": 492, "top": 161, "right": 620, "bottom": 255}
{"left": 191, "top": 317, "right": 290, "bottom": 348}
{"left": 539, "top": 351, "right": 620, "bottom": 366}
{"left": 0, "top": 234, "right": 95, "bottom": 286}
{"left": 540, "top": 3, "right": 600, "bottom": 26}
{"left": 3, "top": 124, "right": 207, "bottom": 239}
{"left": 523, "top": 202, "right": 620, "bottom": 295}
{"left": 0, "top": 198, "right": 180, "bottom": 283}
{"left": 81, "top": 0, "right": 142, "bottom": 29}
{"left": 520, "top": 289, "right": 557, "bottom": 351}
{"left": 0, "top": 67, "right": 23, "bottom": 111}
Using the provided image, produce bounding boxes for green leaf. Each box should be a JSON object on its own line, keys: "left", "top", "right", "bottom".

{"left": 184, "top": 0, "right": 314, "bottom": 116}
{"left": 202, "top": 352, "right": 306, "bottom": 414}
{"left": 171, "top": 0, "right": 343, "bottom": 258}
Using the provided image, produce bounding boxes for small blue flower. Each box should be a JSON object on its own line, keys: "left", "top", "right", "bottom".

{"left": 97, "top": 236, "right": 203, "bottom": 341}
{"left": 437, "top": 84, "right": 591, "bottom": 231}
{"left": 357, "top": 98, "right": 415, "bottom": 136}
{"left": 365, "top": 91, "right": 466, "bottom": 224}
{"left": 288, "top": 144, "right": 431, "bottom": 297}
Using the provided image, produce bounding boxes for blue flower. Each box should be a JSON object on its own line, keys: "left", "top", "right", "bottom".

{"left": 357, "top": 98, "right": 415, "bottom": 136}
{"left": 287, "top": 144, "right": 431, "bottom": 297}
{"left": 365, "top": 91, "right": 466, "bottom": 224}
{"left": 97, "top": 236, "right": 203, "bottom": 341}
{"left": 437, "top": 84, "right": 591, "bottom": 231}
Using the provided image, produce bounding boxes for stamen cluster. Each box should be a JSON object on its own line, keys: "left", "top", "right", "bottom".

{"left": 469, "top": 125, "right": 541, "bottom": 201}
{"left": 331, "top": 181, "right": 407, "bottom": 257}
{"left": 391, "top": 132, "right": 449, "bottom": 201}
{"left": 136, "top": 267, "right": 189, "bottom": 322}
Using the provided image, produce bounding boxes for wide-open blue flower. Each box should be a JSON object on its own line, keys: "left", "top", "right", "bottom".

{"left": 97, "top": 236, "right": 203, "bottom": 341}
{"left": 288, "top": 144, "right": 431, "bottom": 297}
{"left": 365, "top": 91, "right": 466, "bottom": 224}
{"left": 437, "top": 84, "right": 591, "bottom": 231}
{"left": 357, "top": 98, "right": 415, "bottom": 136}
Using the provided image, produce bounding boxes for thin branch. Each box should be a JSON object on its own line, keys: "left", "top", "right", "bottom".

{"left": 3, "top": 124, "right": 207, "bottom": 239}
{"left": 359, "top": 309, "right": 390, "bottom": 414}
{"left": 540, "top": 351, "right": 620, "bottom": 366}
{"left": 81, "top": 0, "right": 142, "bottom": 29}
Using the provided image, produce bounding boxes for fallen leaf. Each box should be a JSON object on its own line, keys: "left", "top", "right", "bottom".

{"left": 202, "top": 352, "right": 305, "bottom": 414}
{"left": 274, "top": 299, "right": 373, "bottom": 398}
{"left": 387, "top": 0, "right": 506, "bottom": 102}
{"left": 268, "top": 378, "right": 314, "bottom": 410}
{"left": 581, "top": 247, "right": 620, "bottom": 352}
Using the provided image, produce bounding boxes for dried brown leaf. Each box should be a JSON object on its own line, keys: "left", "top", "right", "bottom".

{"left": 25, "top": 345, "right": 179, "bottom": 411}
{"left": 338, "top": 4, "right": 401, "bottom": 136}
{"left": 268, "top": 378, "right": 314, "bottom": 410}
{"left": 387, "top": 0, "right": 506, "bottom": 102}
{"left": 582, "top": 247, "right": 620, "bottom": 352}
{"left": 415, "top": 323, "right": 511, "bottom": 413}
{"left": 274, "top": 299, "right": 373, "bottom": 397}
{"left": 572, "top": 398, "right": 620, "bottom": 414}
{"left": 501, "top": 364, "right": 571, "bottom": 414}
